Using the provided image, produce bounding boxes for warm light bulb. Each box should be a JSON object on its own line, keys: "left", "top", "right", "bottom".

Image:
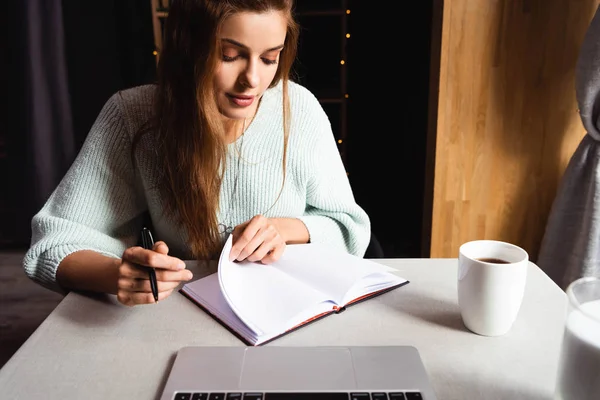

{"left": 340, "top": 60, "right": 345, "bottom": 65}
{"left": 346, "top": 9, "right": 351, "bottom": 14}
{"left": 344, "top": 94, "right": 349, "bottom": 98}
{"left": 153, "top": 50, "right": 158, "bottom": 56}
{"left": 346, "top": 33, "right": 350, "bottom": 38}
{"left": 337, "top": 139, "right": 343, "bottom": 144}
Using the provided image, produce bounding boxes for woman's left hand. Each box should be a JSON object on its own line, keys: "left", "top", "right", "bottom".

{"left": 229, "top": 215, "right": 286, "bottom": 264}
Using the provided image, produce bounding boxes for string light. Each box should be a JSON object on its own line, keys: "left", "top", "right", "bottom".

{"left": 153, "top": 50, "right": 158, "bottom": 56}
{"left": 342, "top": 8, "right": 350, "bottom": 166}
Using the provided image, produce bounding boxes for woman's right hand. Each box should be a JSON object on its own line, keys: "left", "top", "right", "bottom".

{"left": 117, "top": 241, "right": 193, "bottom": 306}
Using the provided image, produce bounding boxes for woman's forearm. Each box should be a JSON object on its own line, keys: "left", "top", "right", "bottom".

{"left": 271, "top": 217, "right": 310, "bottom": 244}
{"left": 56, "top": 250, "right": 121, "bottom": 294}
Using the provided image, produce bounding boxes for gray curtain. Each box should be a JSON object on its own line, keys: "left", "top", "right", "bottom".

{"left": 1, "top": 0, "right": 155, "bottom": 248}
{"left": 537, "top": 5, "right": 600, "bottom": 290}
{"left": 1, "top": 0, "right": 75, "bottom": 247}
{"left": 26, "top": 0, "right": 76, "bottom": 204}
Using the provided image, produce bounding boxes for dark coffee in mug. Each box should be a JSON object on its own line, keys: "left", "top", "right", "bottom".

{"left": 475, "top": 257, "right": 510, "bottom": 264}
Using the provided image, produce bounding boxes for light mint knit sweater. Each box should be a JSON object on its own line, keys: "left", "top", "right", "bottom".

{"left": 23, "top": 81, "right": 371, "bottom": 293}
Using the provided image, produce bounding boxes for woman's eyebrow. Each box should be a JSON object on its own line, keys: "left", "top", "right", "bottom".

{"left": 221, "top": 38, "right": 284, "bottom": 52}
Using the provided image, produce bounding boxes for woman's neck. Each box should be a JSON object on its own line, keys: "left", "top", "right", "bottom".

{"left": 223, "top": 119, "right": 245, "bottom": 144}
{"left": 222, "top": 99, "right": 260, "bottom": 144}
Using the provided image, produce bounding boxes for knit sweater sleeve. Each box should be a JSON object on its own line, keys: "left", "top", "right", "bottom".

{"left": 296, "top": 99, "right": 371, "bottom": 257}
{"left": 23, "top": 92, "right": 146, "bottom": 293}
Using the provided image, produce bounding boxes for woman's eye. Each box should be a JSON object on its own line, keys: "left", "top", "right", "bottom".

{"left": 222, "top": 54, "right": 277, "bottom": 65}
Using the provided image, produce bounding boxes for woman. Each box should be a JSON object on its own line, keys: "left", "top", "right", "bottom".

{"left": 23, "top": 0, "right": 370, "bottom": 306}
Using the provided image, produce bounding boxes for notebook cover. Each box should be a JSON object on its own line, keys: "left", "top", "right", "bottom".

{"left": 179, "top": 279, "right": 409, "bottom": 346}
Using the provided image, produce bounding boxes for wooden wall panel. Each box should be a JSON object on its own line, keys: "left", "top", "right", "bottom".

{"left": 430, "top": 0, "right": 599, "bottom": 259}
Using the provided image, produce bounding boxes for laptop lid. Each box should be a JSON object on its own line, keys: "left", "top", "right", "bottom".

{"left": 159, "top": 346, "right": 438, "bottom": 400}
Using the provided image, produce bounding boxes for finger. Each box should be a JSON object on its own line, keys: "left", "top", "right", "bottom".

{"left": 119, "top": 260, "right": 191, "bottom": 281}
{"left": 229, "top": 216, "right": 265, "bottom": 261}
{"left": 117, "top": 277, "right": 183, "bottom": 293}
{"left": 260, "top": 244, "right": 285, "bottom": 264}
{"left": 242, "top": 225, "right": 280, "bottom": 262}
{"left": 246, "top": 237, "right": 277, "bottom": 262}
{"left": 155, "top": 269, "right": 193, "bottom": 282}
{"left": 235, "top": 233, "right": 265, "bottom": 262}
{"left": 234, "top": 226, "right": 276, "bottom": 262}
{"left": 122, "top": 246, "right": 186, "bottom": 271}
{"left": 153, "top": 241, "right": 169, "bottom": 255}
{"left": 118, "top": 260, "right": 142, "bottom": 278}
{"left": 156, "top": 280, "right": 182, "bottom": 291}
{"left": 118, "top": 260, "right": 161, "bottom": 281}
{"left": 119, "top": 260, "right": 156, "bottom": 279}
{"left": 118, "top": 288, "right": 174, "bottom": 306}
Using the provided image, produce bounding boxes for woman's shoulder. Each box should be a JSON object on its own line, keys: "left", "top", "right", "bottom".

{"left": 286, "top": 79, "right": 316, "bottom": 98}
{"left": 288, "top": 81, "right": 329, "bottom": 127}
{"left": 287, "top": 80, "right": 321, "bottom": 107}
{"left": 111, "top": 84, "right": 156, "bottom": 113}
{"left": 265, "top": 80, "right": 327, "bottom": 120}
{"left": 265, "top": 80, "right": 319, "bottom": 105}
{"left": 104, "top": 84, "right": 156, "bottom": 135}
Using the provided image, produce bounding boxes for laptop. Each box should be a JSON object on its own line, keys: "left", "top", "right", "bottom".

{"left": 159, "top": 345, "right": 438, "bottom": 400}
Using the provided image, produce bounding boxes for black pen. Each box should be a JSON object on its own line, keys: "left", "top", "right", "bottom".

{"left": 141, "top": 227, "right": 159, "bottom": 303}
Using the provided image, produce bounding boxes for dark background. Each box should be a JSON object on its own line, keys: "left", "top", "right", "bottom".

{"left": 1, "top": 0, "right": 437, "bottom": 258}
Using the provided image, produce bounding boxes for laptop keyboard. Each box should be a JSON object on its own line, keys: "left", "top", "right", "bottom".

{"left": 174, "top": 392, "right": 423, "bottom": 399}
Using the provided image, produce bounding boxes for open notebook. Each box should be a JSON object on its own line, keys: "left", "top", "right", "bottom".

{"left": 180, "top": 236, "right": 408, "bottom": 345}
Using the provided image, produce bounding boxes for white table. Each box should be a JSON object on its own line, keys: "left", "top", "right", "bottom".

{"left": 0, "top": 259, "right": 567, "bottom": 400}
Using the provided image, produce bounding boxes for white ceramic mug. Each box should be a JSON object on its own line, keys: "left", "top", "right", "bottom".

{"left": 458, "top": 240, "right": 528, "bottom": 336}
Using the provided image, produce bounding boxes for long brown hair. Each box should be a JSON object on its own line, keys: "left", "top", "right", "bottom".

{"left": 134, "top": 0, "right": 299, "bottom": 260}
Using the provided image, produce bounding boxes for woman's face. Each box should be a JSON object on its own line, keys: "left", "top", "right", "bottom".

{"left": 214, "top": 10, "right": 287, "bottom": 120}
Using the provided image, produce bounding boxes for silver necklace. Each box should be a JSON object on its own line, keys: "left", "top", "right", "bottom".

{"left": 218, "top": 118, "right": 246, "bottom": 235}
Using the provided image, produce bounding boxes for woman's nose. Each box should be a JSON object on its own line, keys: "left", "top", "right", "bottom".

{"left": 240, "top": 60, "right": 260, "bottom": 88}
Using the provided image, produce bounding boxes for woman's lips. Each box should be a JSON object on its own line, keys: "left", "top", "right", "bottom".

{"left": 227, "top": 94, "right": 255, "bottom": 107}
